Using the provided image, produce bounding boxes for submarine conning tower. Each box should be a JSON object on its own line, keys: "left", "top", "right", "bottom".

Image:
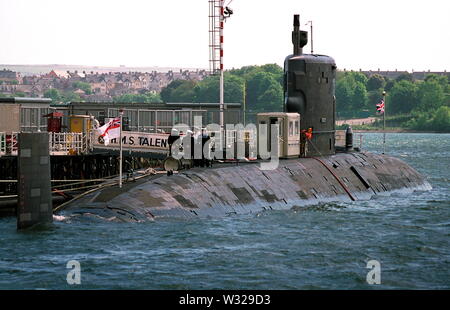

{"left": 284, "top": 14, "right": 337, "bottom": 157}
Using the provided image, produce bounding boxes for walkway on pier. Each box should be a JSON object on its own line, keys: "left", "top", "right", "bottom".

{"left": 0, "top": 131, "right": 170, "bottom": 158}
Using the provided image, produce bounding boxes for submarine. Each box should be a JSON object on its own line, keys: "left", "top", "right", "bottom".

{"left": 58, "top": 15, "right": 431, "bottom": 222}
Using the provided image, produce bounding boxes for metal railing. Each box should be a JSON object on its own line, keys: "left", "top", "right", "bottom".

{"left": 335, "top": 130, "right": 364, "bottom": 150}
{"left": 49, "top": 132, "right": 92, "bottom": 155}
{"left": 1, "top": 132, "right": 93, "bottom": 157}
{"left": 0, "top": 133, "right": 4, "bottom": 156}
{"left": 0, "top": 132, "right": 19, "bottom": 157}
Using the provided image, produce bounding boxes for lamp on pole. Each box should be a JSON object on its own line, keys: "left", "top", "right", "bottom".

{"left": 119, "top": 108, "right": 124, "bottom": 188}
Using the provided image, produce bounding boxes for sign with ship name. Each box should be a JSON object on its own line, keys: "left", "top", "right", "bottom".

{"left": 93, "top": 131, "right": 169, "bottom": 152}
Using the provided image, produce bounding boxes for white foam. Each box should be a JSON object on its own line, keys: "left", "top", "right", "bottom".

{"left": 53, "top": 215, "right": 67, "bottom": 221}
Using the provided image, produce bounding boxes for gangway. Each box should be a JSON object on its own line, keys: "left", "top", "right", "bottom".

{"left": 0, "top": 131, "right": 172, "bottom": 158}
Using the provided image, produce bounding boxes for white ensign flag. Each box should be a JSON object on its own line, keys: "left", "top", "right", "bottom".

{"left": 97, "top": 117, "right": 121, "bottom": 145}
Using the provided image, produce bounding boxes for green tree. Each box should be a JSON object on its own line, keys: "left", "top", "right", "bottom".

{"left": 224, "top": 74, "right": 244, "bottom": 103}
{"left": 245, "top": 71, "right": 282, "bottom": 112}
{"left": 406, "top": 106, "right": 450, "bottom": 132}
{"left": 385, "top": 79, "right": 395, "bottom": 91}
{"left": 169, "top": 80, "right": 197, "bottom": 102}
{"left": 424, "top": 74, "right": 449, "bottom": 95}
{"left": 61, "top": 91, "right": 81, "bottom": 103}
{"left": 335, "top": 76, "right": 354, "bottom": 116}
{"left": 406, "top": 111, "right": 431, "bottom": 130}
{"left": 396, "top": 72, "right": 414, "bottom": 82}
{"left": 229, "top": 64, "right": 283, "bottom": 86}
{"left": 228, "top": 65, "right": 261, "bottom": 78}
{"left": 72, "top": 81, "right": 92, "bottom": 95}
{"left": 194, "top": 74, "right": 244, "bottom": 103}
{"left": 351, "top": 81, "right": 368, "bottom": 111}
{"left": 145, "top": 92, "right": 163, "bottom": 103}
{"left": 257, "top": 84, "right": 283, "bottom": 111}
{"left": 114, "top": 93, "right": 149, "bottom": 103}
{"left": 260, "top": 63, "right": 283, "bottom": 76}
{"left": 194, "top": 76, "right": 219, "bottom": 103}
{"left": 44, "top": 88, "right": 61, "bottom": 102}
{"left": 367, "top": 74, "right": 385, "bottom": 91}
{"left": 160, "top": 80, "right": 187, "bottom": 102}
{"left": 416, "top": 78, "right": 446, "bottom": 112}
{"left": 349, "top": 72, "right": 368, "bottom": 86}
{"left": 113, "top": 92, "right": 163, "bottom": 103}
{"left": 388, "top": 80, "right": 418, "bottom": 114}
{"left": 430, "top": 106, "right": 450, "bottom": 132}
{"left": 261, "top": 64, "right": 283, "bottom": 86}
{"left": 335, "top": 72, "right": 369, "bottom": 116}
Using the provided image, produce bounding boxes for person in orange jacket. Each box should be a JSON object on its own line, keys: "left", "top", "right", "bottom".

{"left": 304, "top": 127, "right": 313, "bottom": 140}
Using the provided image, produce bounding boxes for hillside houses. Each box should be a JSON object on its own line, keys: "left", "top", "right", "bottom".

{"left": 0, "top": 69, "right": 22, "bottom": 83}
{"left": 0, "top": 68, "right": 209, "bottom": 100}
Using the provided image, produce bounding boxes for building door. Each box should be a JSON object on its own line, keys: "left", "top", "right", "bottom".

{"left": 269, "top": 117, "right": 284, "bottom": 157}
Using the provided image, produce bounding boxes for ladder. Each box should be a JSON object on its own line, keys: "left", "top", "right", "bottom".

{"left": 208, "top": 0, "right": 223, "bottom": 75}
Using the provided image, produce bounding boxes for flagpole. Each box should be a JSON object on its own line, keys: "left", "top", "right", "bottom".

{"left": 119, "top": 108, "right": 124, "bottom": 188}
{"left": 382, "top": 91, "right": 386, "bottom": 154}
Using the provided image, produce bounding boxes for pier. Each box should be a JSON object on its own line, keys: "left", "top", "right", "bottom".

{"left": 0, "top": 97, "right": 247, "bottom": 220}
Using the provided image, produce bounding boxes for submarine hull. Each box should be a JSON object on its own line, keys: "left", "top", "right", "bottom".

{"left": 60, "top": 152, "right": 431, "bottom": 222}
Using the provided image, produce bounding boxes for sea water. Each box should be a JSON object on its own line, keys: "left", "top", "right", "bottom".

{"left": 0, "top": 133, "right": 448, "bottom": 289}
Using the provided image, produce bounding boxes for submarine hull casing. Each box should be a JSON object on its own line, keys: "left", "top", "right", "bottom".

{"left": 61, "top": 152, "right": 431, "bottom": 222}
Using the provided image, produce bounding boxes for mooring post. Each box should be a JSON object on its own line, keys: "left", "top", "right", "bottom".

{"left": 345, "top": 126, "right": 353, "bottom": 151}
{"left": 17, "top": 132, "right": 53, "bottom": 230}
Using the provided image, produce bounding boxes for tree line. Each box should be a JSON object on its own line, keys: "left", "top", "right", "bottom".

{"left": 336, "top": 71, "right": 449, "bottom": 132}
{"left": 161, "top": 65, "right": 449, "bottom": 132}
{"left": 160, "top": 64, "right": 284, "bottom": 116}
{"left": 2, "top": 64, "right": 448, "bottom": 132}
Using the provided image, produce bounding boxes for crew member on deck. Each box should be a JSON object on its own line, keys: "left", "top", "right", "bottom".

{"left": 300, "top": 127, "right": 313, "bottom": 157}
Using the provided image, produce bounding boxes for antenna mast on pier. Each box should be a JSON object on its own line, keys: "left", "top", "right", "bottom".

{"left": 209, "top": 0, "right": 232, "bottom": 129}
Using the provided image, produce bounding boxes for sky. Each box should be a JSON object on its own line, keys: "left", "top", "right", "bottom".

{"left": 0, "top": 0, "right": 449, "bottom": 71}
